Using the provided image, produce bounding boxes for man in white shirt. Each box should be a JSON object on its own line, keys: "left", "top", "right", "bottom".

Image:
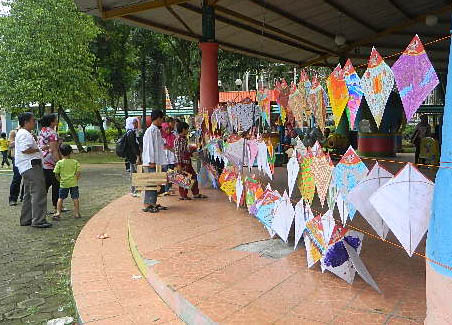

{"left": 142, "top": 110, "right": 167, "bottom": 213}
{"left": 15, "top": 112, "right": 51, "bottom": 228}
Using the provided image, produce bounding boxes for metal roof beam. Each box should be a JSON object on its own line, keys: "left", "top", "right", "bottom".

{"left": 387, "top": 0, "right": 413, "bottom": 19}
{"left": 248, "top": 0, "right": 335, "bottom": 40}
{"left": 214, "top": 5, "right": 339, "bottom": 56}
{"left": 166, "top": 6, "right": 195, "bottom": 36}
{"left": 179, "top": 3, "right": 326, "bottom": 55}
{"left": 301, "top": 3, "right": 452, "bottom": 67}
{"left": 103, "top": 0, "right": 191, "bottom": 20}
{"left": 323, "top": 0, "right": 379, "bottom": 33}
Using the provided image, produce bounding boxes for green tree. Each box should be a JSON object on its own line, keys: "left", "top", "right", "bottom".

{"left": 0, "top": 0, "right": 102, "bottom": 151}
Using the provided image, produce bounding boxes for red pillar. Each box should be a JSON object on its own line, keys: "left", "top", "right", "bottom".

{"left": 199, "top": 42, "right": 219, "bottom": 114}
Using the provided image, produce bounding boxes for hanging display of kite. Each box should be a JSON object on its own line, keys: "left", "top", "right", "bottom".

{"left": 333, "top": 146, "right": 369, "bottom": 223}
{"left": 309, "top": 76, "right": 327, "bottom": 131}
{"left": 348, "top": 162, "right": 392, "bottom": 239}
{"left": 360, "top": 47, "right": 395, "bottom": 128}
{"left": 343, "top": 59, "right": 364, "bottom": 130}
{"left": 311, "top": 152, "right": 334, "bottom": 207}
{"left": 392, "top": 35, "right": 439, "bottom": 122}
{"left": 369, "top": 163, "right": 434, "bottom": 256}
{"left": 327, "top": 64, "right": 350, "bottom": 126}
{"left": 287, "top": 150, "right": 300, "bottom": 198}
{"left": 300, "top": 149, "right": 316, "bottom": 205}
{"left": 257, "top": 87, "right": 271, "bottom": 127}
{"left": 271, "top": 191, "right": 295, "bottom": 243}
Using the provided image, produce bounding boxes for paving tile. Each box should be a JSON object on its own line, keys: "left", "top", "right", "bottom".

{"left": 75, "top": 290, "right": 118, "bottom": 309}
{"left": 79, "top": 301, "right": 124, "bottom": 323}
{"left": 223, "top": 305, "right": 279, "bottom": 324}
{"left": 89, "top": 315, "right": 134, "bottom": 324}
{"left": 386, "top": 316, "right": 423, "bottom": 324}
{"left": 332, "top": 308, "right": 389, "bottom": 324}
{"left": 274, "top": 313, "right": 329, "bottom": 325}
{"left": 197, "top": 296, "right": 242, "bottom": 322}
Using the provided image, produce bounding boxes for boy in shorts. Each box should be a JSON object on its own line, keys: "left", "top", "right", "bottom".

{"left": 53, "top": 144, "right": 81, "bottom": 219}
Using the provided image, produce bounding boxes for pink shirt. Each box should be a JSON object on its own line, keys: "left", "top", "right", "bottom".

{"left": 38, "top": 127, "right": 59, "bottom": 170}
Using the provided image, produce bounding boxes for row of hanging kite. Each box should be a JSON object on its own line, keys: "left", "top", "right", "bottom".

{"left": 256, "top": 34, "right": 439, "bottom": 132}
{"left": 201, "top": 136, "right": 436, "bottom": 292}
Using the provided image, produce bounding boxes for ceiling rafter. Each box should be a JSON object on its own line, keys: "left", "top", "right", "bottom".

{"left": 301, "top": 3, "right": 452, "bottom": 67}
{"left": 323, "top": 0, "right": 379, "bottom": 33}
{"left": 214, "top": 5, "right": 339, "bottom": 56}
{"left": 121, "top": 15, "right": 301, "bottom": 65}
{"left": 166, "top": 6, "right": 195, "bottom": 36}
{"left": 179, "top": 3, "right": 326, "bottom": 55}
{"left": 387, "top": 0, "right": 413, "bottom": 19}
{"left": 103, "top": 0, "right": 191, "bottom": 20}
{"left": 248, "top": 0, "right": 335, "bottom": 40}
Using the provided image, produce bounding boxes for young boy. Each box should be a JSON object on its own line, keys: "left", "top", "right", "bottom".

{"left": 174, "top": 122, "right": 207, "bottom": 200}
{"left": 53, "top": 144, "right": 81, "bottom": 219}
{"left": 0, "top": 132, "right": 10, "bottom": 168}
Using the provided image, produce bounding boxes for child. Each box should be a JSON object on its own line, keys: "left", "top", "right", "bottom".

{"left": 161, "top": 122, "right": 176, "bottom": 195}
{"left": 0, "top": 132, "right": 10, "bottom": 168}
{"left": 53, "top": 144, "right": 81, "bottom": 219}
{"left": 174, "top": 122, "right": 207, "bottom": 200}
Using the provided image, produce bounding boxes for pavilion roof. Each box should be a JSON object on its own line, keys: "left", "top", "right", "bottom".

{"left": 75, "top": 0, "right": 451, "bottom": 71}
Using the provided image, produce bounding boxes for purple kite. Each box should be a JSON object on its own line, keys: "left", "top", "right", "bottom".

{"left": 392, "top": 35, "right": 439, "bottom": 122}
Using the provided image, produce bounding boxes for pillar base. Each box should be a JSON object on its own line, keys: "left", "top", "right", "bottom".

{"left": 425, "top": 262, "right": 452, "bottom": 324}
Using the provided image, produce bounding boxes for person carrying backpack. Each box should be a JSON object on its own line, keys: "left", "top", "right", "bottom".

{"left": 121, "top": 117, "right": 141, "bottom": 196}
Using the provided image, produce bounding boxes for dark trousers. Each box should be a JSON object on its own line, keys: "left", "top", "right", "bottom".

{"left": 9, "top": 158, "right": 22, "bottom": 203}
{"left": 178, "top": 164, "right": 200, "bottom": 198}
{"left": 43, "top": 169, "right": 59, "bottom": 208}
{"left": 20, "top": 164, "right": 47, "bottom": 226}
{"left": 1, "top": 150, "right": 10, "bottom": 167}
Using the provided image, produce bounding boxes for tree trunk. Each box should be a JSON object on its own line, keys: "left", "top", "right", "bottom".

{"left": 193, "top": 94, "right": 199, "bottom": 115}
{"left": 95, "top": 110, "right": 109, "bottom": 151}
{"left": 59, "top": 107, "right": 84, "bottom": 153}
{"left": 141, "top": 55, "right": 147, "bottom": 130}
{"left": 82, "top": 126, "right": 87, "bottom": 143}
{"left": 123, "top": 90, "right": 129, "bottom": 119}
{"left": 50, "top": 102, "right": 55, "bottom": 113}
{"left": 161, "top": 63, "right": 166, "bottom": 114}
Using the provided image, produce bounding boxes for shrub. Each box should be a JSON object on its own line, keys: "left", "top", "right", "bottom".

{"left": 58, "top": 131, "right": 72, "bottom": 142}
{"left": 105, "top": 128, "right": 120, "bottom": 143}
{"left": 85, "top": 129, "right": 100, "bottom": 142}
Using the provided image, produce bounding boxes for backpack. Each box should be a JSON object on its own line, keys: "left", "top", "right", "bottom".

{"left": 115, "top": 132, "right": 128, "bottom": 158}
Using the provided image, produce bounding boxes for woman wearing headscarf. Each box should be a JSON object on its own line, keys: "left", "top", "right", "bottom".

{"left": 124, "top": 117, "right": 140, "bottom": 196}
{"left": 161, "top": 122, "right": 176, "bottom": 195}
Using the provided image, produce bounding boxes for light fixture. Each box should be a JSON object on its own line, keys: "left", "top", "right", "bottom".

{"left": 235, "top": 78, "right": 243, "bottom": 87}
{"left": 217, "top": 80, "right": 222, "bottom": 87}
{"left": 335, "top": 34, "right": 346, "bottom": 46}
{"left": 425, "top": 15, "right": 438, "bottom": 27}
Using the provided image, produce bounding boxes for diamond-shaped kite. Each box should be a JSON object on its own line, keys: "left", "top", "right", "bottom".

{"left": 333, "top": 146, "right": 368, "bottom": 222}
{"left": 327, "top": 64, "right": 349, "bottom": 126}
{"left": 271, "top": 191, "right": 295, "bottom": 243}
{"left": 361, "top": 47, "right": 395, "bottom": 128}
{"left": 348, "top": 162, "right": 392, "bottom": 239}
{"left": 343, "top": 59, "right": 364, "bottom": 130}
{"left": 392, "top": 35, "right": 439, "bottom": 122}
{"left": 287, "top": 151, "right": 300, "bottom": 198}
{"left": 300, "top": 149, "right": 316, "bottom": 204}
{"left": 369, "top": 163, "right": 434, "bottom": 256}
{"left": 311, "top": 152, "right": 334, "bottom": 207}
{"left": 235, "top": 176, "right": 243, "bottom": 209}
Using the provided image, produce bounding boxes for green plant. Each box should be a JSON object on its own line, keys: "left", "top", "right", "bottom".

{"left": 105, "top": 128, "right": 120, "bottom": 142}
{"left": 403, "top": 124, "right": 416, "bottom": 141}
{"left": 58, "top": 131, "right": 72, "bottom": 142}
{"left": 85, "top": 129, "right": 100, "bottom": 142}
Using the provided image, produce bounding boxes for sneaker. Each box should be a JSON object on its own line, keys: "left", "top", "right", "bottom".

{"left": 9, "top": 201, "right": 17, "bottom": 206}
{"left": 31, "top": 222, "right": 53, "bottom": 228}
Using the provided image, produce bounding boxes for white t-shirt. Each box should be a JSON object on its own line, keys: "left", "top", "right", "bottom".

{"left": 15, "top": 128, "right": 43, "bottom": 174}
{"left": 142, "top": 124, "right": 167, "bottom": 166}
{"left": 163, "top": 138, "right": 176, "bottom": 165}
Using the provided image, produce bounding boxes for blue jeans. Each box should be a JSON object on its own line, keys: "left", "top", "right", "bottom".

{"left": 162, "top": 164, "right": 175, "bottom": 192}
{"left": 143, "top": 167, "right": 157, "bottom": 206}
{"left": 9, "top": 158, "right": 22, "bottom": 203}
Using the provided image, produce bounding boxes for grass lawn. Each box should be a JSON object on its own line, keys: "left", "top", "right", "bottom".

{"left": 73, "top": 151, "right": 124, "bottom": 164}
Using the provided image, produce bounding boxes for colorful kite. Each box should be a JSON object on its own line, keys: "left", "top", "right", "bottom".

{"left": 369, "top": 163, "right": 434, "bottom": 256}
{"left": 309, "top": 76, "right": 327, "bottom": 131}
{"left": 360, "top": 47, "right": 395, "bottom": 128}
{"left": 257, "top": 87, "right": 271, "bottom": 127}
{"left": 301, "top": 150, "right": 316, "bottom": 205}
{"left": 327, "top": 64, "right": 350, "bottom": 126}
{"left": 348, "top": 162, "right": 392, "bottom": 239}
{"left": 311, "top": 152, "right": 333, "bottom": 207}
{"left": 333, "top": 146, "right": 369, "bottom": 222}
{"left": 294, "top": 199, "right": 313, "bottom": 249}
{"left": 392, "top": 35, "right": 439, "bottom": 122}
{"left": 343, "top": 59, "right": 364, "bottom": 130}
{"left": 253, "top": 185, "right": 281, "bottom": 230}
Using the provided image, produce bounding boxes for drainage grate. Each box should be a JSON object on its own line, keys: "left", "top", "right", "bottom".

{"left": 232, "top": 238, "right": 303, "bottom": 259}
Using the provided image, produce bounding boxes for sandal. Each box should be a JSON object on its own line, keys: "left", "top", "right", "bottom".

{"left": 193, "top": 194, "right": 208, "bottom": 199}
{"left": 156, "top": 204, "right": 168, "bottom": 210}
{"left": 52, "top": 214, "right": 61, "bottom": 221}
{"left": 74, "top": 215, "right": 82, "bottom": 219}
{"left": 179, "top": 197, "right": 192, "bottom": 200}
{"left": 142, "top": 206, "right": 159, "bottom": 213}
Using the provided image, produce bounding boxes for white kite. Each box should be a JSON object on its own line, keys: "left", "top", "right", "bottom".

{"left": 369, "top": 163, "right": 434, "bottom": 256}
{"left": 271, "top": 191, "right": 295, "bottom": 243}
{"left": 287, "top": 151, "right": 300, "bottom": 198}
{"left": 235, "top": 176, "right": 243, "bottom": 209}
{"left": 348, "top": 162, "right": 392, "bottom": 239}
{"left": 294, "top": 199, "right": 306, "bottom": 249}
{"left": 337, "top": 194, "right": 350, "bottom": 226}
